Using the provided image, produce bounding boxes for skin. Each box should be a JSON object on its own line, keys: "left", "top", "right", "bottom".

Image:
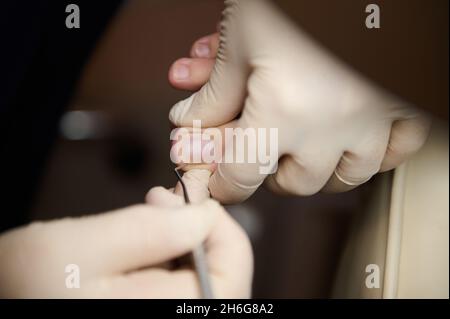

{"left": 169, "top": 33, "right": 220, "bottom": 91}
{"left": 168, "top": 32, "right": 221, "bottom": 176}
{"left": 0, "top": 171, "right": 253, "bottom": 298}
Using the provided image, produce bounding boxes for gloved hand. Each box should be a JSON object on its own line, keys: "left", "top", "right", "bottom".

{"left": 0, "top": 184, "right": 252, "bottom": 298}
{"left": 169, "top": 0, "right": 431, "bottom": 204}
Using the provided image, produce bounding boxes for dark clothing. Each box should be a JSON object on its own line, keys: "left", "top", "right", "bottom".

{"left": 0, "top": 1, "right": 122, "bottom": 231}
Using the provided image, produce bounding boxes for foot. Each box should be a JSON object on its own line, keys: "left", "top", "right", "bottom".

{"left": 168, "top": 33, "right": 219, "bottom": 91}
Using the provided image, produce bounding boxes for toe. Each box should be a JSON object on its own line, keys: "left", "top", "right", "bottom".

{"left": 190, "top": 32, "right": 220, "bottom": 59}
{"left": 168, "top": 57, "right": 215, "bottom": 91}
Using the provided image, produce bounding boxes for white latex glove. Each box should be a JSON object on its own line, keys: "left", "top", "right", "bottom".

{"left": 0, "top": 185, "right": 252, "bottom": 298}
{"left": 169, "top": 0, "right": 431, "bottom": 204}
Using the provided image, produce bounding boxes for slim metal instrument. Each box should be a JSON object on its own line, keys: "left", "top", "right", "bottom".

{"left": 174, "top": 167, "right": 214, "bottom": 299}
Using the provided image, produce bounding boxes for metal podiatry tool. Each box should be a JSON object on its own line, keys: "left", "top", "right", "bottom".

{"left": 174, "top": 167, "right": 214, "bottom": 299}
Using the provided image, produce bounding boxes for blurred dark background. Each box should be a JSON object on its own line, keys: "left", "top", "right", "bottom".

{"left": 22, "top": 0, "right": 374, "bottom": 298}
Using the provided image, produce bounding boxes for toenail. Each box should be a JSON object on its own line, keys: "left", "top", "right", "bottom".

{"left": 195, "top": 43, "right": 210, "bottom": 58}
{"left": 173, "top": 64, "right": 190, "bottom": 80}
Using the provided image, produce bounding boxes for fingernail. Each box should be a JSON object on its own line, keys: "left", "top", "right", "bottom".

{"left": 173, "top": 63, "right": 190, "bottom": 80}
{"left": 195, "top": 43, "right": 210, "bottom": 58}
{"left": 171, "top": 133, "right": 218, "bottom": 164}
